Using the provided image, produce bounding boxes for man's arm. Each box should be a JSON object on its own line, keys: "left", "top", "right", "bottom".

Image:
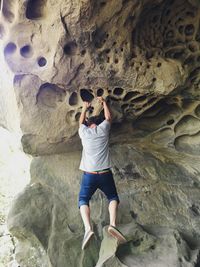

{"left": 97, "top": 97, "right": 111, "bottom": 121}
{"left": 79, "top": 101, "right": 90, "bottom": 126}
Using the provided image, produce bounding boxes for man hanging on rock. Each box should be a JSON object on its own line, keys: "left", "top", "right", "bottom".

{"left": 78, "top": 96, "right": 126, "bottom": 250}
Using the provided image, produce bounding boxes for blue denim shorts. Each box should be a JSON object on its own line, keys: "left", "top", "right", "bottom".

{"left": 78, "top": 170, "right": 119, "bottom": 208}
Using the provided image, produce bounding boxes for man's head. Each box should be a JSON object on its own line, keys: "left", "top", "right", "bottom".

{"left": 86, "top": 116, "right": 102, "bottom": 127}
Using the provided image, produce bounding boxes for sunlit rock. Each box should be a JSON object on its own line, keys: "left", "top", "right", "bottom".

{"left": 1, "top": 0, "right": 200, "bottom": 266}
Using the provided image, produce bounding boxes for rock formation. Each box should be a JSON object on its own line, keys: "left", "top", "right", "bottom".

{"left": 1, "top": 0, "right": 200, "bottom": 266}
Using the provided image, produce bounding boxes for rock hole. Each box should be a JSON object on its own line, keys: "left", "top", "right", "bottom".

{"left": 20, "top": 45, "right": 33, "bottom": 58}
{"left": 152, "top": 15, "right": 159, "bottom": 23}
{"left": 188, "top": 43, "right": 197, "bottom": 53}
{"left": 145, "top": 51, "right": 153, "bottom": 60}
{"left": 167, "top": 119, "right": 174, "bottom": 125}
{"left": 131, "top": 95, "right": 146, "bottom": 103}
{"left": 4, "top": 42, "right": 17, "bottom": 55}
{"left": 121, "top": 104, "right": 129, "bottom": 110}
{"left": 64, "top": 41, "right": 77, "bottom": 55}
{"left": 123, "top": 91, "right": 138, "bottom": 101}
{"left": 110, "top": 96, "right": 118, "bottom": 102}
{"left": 100, "top": 2, "right": 106, "bottom": 7}
{"left": 38, "top": 57, "right": 47, "bottom": 67}
{"left": 178, "top": 25, "right": 184, "bottom": 34}
{"left": 2, "top": 6, "right": 15, "bottom": 23}
{"left": 190, "top": 204, "right": 200, "bottom": 216}
{"left": 75, "top": 112, "right": 81, "bottom": 121}
{"left": 165, "top": 9, "right": 171, "bottom": 16}
{"left": 105, "top": 48, "right": 110, "bottom": 54}
{"left": 183, "top": 55, "right": 195, "bottom": 65}
{"left": 26, "top": 0, "right": 47, "bottom": 20}
{"left": 81, "top": 50, "right": 86, "bottom": 56}
{"left": 166, "top": 30, "right": 174, "bottom": 39}
{"left": 80, "top": 89, "right": 94, "bottom": 102}
{"left": 195, "top": 29, "right": 200, "bottom": 42}
{"left": 152, "top": 77, "right": 156, "bottom": 82}
{"left": 147, "top": 97, "right": 157, "bottom": 105}
{"left": 36, "top": 83, "right": 66, "bottom": 108}
{"left": 185, "top": 24, "right": 195, "bottom": 36}
{"left": 179, "top": 257, "right": 183, "bottom": 263}
{"left": 114, "top": 58, "right": 119, "bottom": 64}
{"left": 92, "top": 28, "right": 107, "bottom": 49}
{"left": 113, "top": 87, "right": 124, "bottom": 96}
{"left": 97, "top": 88, "right": 104, "bottom": 96}
{"left": 69, "top": 92, "right": 78, "bottom": 106}
{"left": 130, "top": 51, "right": 137, "bottom": 59}
{"left": 157, "top": 62, "right": 161, "bottom": 67}
{"left": 150, "top": 244, "right": 156, "bottom": 250}
{"left": 173, "top": 51, "right": 184, "bottom": 59}
{"left": 135, "top": 107, "right": 142, "bottom": 112}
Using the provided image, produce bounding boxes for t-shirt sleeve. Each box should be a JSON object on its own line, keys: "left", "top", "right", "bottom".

{"left": 98, "top": 120, "right": 111, "bottom": 133}
{"left": 78, "top": 124, "right": 87, "bottom": 138}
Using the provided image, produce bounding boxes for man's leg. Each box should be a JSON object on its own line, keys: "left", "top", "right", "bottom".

{"left": 79, "top": 173, "right": 97, "bottom": 249}
{"left": 98, "top": 171, "right": 126, "bottom": 244}
{"left": 108, "top": 200, "right": 118, "bottom": 227}
{"left": 80, "top": 204, "right": 94, "bottom": 250}
{"left": 108, "top": 199, "right": 126, "bottom": 244}
{"left": 80, "top": 204, "right": 92, "bottom": 232}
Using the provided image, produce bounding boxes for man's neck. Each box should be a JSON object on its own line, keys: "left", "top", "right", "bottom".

{"left": 89, "top": 124, "right": 97, "bottom": 128}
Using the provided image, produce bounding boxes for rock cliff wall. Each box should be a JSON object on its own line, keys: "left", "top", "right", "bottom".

{"left": 1, "top": 0, "right": 200, "bottom": 266}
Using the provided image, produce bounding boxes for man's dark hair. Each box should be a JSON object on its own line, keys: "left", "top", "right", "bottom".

{"left": 86, "top": 116, "right": 102, "bottom": 126}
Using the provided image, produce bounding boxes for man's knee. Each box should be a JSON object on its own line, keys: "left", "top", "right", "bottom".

{"left": 108, "top": 196, "right": 120, "bottom": 205}
{"left": 78, "top": 198, "right": 90, "bottom": 209}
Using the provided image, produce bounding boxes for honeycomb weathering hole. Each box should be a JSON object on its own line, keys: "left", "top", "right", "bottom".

{"left": 63, "top": 42, "right": 77, "bottom": 55}
{"left": 185, "top": 24, "right": 195, "bottom": 36}
{"left": 38, "top": 57, "right": 47, "bottom": 67}
{"left": 131, "top": 95, "right": 147, "bottom": 103}
{"left": 123, "top": 91, "right": 139, "bottom": 101}
{"left": 80, "top": 89, "right": 94, "bottom": 102}
{"left": 37, "top": 83, "right": 66, "bottom": 108}
{"left": 69, "top": 92, "right": 78, "bottom": 106}
{"left": 20, "top": 45, "right": 33, "bottom": 58}
{"left": 97, "top": 88, "right": 104, "bottom": 96}
{"left": 26, "top": 0, "right": 47, "bottom": 20}
{"left": 2, "top": 1, "right": 15, "bottom": 23}
{"left": 75, "top": 112, "right": 81, "bottom": 121}
{"left": 113, "top": 87, "right": 124, "bottom": 96}
{"left": 167, "top": 119, "right": 175, "bottom": 125}
{"left": 4, "top": 42, "right": 17, "bottom": 55}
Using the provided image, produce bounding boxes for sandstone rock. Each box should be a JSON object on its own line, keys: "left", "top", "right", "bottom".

{"left": 1, "top": 0, "right": 200, "bottom": 266}
{"left": 7, "top": 145, "right": 200, "bottom": 266}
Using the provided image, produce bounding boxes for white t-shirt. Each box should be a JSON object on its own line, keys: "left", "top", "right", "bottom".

{"left": 78, "top": 120, "right": 111, "bottom": 172}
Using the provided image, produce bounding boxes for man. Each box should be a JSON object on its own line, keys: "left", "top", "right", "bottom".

{"left": 78, "top": 96, "right": 126, "bottom": 250}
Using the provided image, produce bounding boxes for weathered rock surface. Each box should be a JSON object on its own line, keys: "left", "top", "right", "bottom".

{"left": 1, "top": 0, "right": 200, "bottom": 266}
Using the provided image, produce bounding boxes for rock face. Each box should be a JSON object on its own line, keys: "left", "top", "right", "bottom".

{"left": 1, "top": 0, "right": 200, "bottom": 266}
